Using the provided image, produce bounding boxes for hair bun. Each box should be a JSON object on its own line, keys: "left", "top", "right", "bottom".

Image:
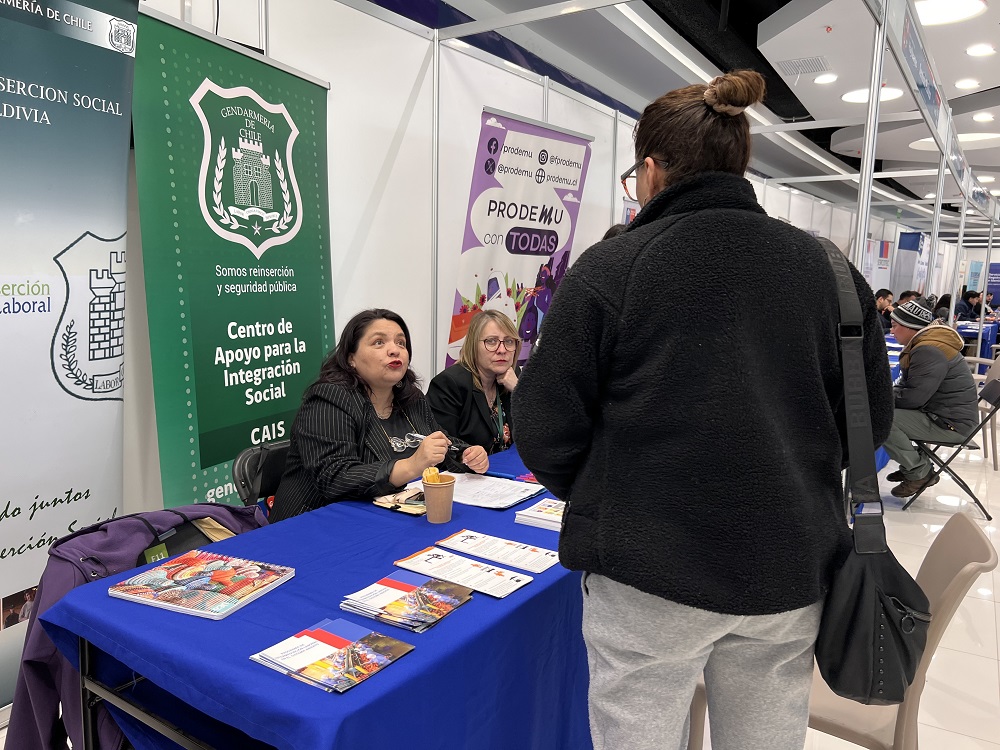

{"left": 703, "top": 70, "right": 767, "bottom": 116}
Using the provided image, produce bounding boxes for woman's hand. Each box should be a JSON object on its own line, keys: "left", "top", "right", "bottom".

{"left": 412, "top": 431, "right": 451, "bottom": 470}
{"left": 498, "top": 367, "right": 519, "bottom": 391}
{"left": 461, "top": 445, "right": 489, "bottom": 474}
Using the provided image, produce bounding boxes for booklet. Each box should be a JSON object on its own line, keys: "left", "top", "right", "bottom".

{"left": 394, "top": 547, "right": 532, "bottom": 598}
{"left": 436, "top": 529, "right": 559, "bottom": 574}
{"left": 514, "top": 498, "right": 565, "bottom": 532}
{"left": 340, "top": 570, "right": 473, "bottom": 632}
{"left": 108, "top": 549, "right": 294, "bottom": 620}
{"left": 403, "top": 473, "right": 543, "bottom": 510}
{"left": 251, "top": 618, "right": 413, "bottom": 693}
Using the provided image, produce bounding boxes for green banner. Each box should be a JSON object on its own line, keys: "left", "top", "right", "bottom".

{"left": 133, "top": 14, "right": 332, "bottom": 507}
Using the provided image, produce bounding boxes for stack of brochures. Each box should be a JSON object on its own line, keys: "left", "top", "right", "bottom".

{"left": 107, "top": 549, "right": 295, "bottom": 620}
{"left": 251, "top": 618, "right": 413, "bottom": 693}
{"left": 395, "top": 547, "right": 533, "bottom": 598}
{"left": 340, "top": 571, "right": 473, "bottom": 632}
{"left": 514, "top": 498, "right": 565, "bottom": 532}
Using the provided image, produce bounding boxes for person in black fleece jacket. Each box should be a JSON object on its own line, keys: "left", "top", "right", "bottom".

{"left": 513, "top": 70, "right": 893, "bottom": 750}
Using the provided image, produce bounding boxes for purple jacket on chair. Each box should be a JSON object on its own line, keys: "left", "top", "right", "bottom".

{"left": 7, "top": 504, "right": 267, "bottom": 750}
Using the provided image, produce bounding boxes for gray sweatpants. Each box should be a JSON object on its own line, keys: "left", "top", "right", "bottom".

{"left": 582, "top": 573, "right": 823, "bottom": 750}
{"left": 881, "top": 408, "right": 966, "bottom": 480}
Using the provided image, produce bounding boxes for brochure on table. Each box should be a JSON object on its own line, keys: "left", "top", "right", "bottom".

{"left": 436, "top": 529, "right": 559, "bottom": 574}
{"left": 514, "top": 498, "right": 565, "bottom": 532}
{"left": 340, "top": 571, "right": 473, "bottom": 633}
{"left": 404, "top": 473, "right": 543, "bottom": 509}
{"left": 395, "top": 548, "right": 532, "bottom": 598}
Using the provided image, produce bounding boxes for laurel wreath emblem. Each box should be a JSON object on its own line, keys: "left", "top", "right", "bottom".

{"left": 60, "top": 321, "right": 95, "bottom": 391}
{"left": 270, "top": 151, "right": 294, "bottom": 234}
{"left": 212, "top": 137, "right": 242, "bottom": 230}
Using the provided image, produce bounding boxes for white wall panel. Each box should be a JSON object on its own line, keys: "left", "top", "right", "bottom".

{"left": 830, "top": 207, "right": 854, "bottom": 253}
{"left": 788, "top": 193, "right": 812, "bottom": 232}
{"left": 547, "top": 88, "right": 616, "bottom": 257}
{"left": 810, "top": 201, "right": 832, "bottom": 239}
{"left": 762, "top": 185, "right": 791, "bottom": 221}
{"left": 437, "top": 46, "right": 544, "bottom": 370}
{"left": 269, "top": 1, "right": 435, "bottom": 380}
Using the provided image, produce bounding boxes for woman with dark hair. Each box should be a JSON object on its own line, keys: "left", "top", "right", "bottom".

{"left": 427, "top": 309, "right": 521, "bottom": 454}
{"left": 269, "top": 309, "right": 489, "bottom": 521}
{"left": 514, "top": 71, "right": 893, "bottom": 749}
{"left": 934, "top": 294, "right": 952, "bottom": 322}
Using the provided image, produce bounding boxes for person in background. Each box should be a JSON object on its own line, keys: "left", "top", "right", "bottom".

{"left": 955, "top": 290, "right": 981, "bottom": 321}
{"left": 513, "top": 70, "right": 893, "bottom": 750}
{"left": 897, "top": 290, "right": 920, "bottom": 306}
{"left": 974, "top": 291, "right": 994, "bottom": 318}
{"left": 933, "top": 294, "right": 952, "bottom": 322}
{"left": 18, "top": 590, "right": 35, "bottom": 623}
{"left": 427, "top": 310, "right": 521, "bottom": 455}
{"left": 602, "top": 223, "right": 627, "bottom": 240}
{"left": 883, "top": 299, "right": 979, "bottom": 496}
{"left": 269, "top": 309, "right": 489, "bottom": 522}
{"left": 875, "top": 288, "right": 893, "bottom": 332}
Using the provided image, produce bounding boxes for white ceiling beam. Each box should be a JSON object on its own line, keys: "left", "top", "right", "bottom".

{"left": 439, "top": 0, "right": 622, "bottom": 40}
{"left": 751, "top": 111, "right": 923, "bottom": 134}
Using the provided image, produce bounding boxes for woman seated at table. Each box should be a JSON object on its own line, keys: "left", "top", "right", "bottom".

{"left": 269, "top": 309, "right": 489, "bottom": 522}
{"left": 427, "top": 310, "right": 521, "bottom": 455}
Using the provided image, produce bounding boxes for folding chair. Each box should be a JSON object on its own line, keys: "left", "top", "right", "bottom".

{"left": 232, "top": 439, "right": 290, "bottom": 507}
{"left": 902, "top": 379, "right": 1000, "bottom": 520}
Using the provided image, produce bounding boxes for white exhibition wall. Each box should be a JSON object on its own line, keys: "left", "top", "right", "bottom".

{"left": 122, "top": 1, "right": 978, "bottom": 513}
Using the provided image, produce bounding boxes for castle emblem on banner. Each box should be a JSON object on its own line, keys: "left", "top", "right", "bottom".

{"left": 50, "top": 232, "right": 126, "bottom": 401}
{"left": 108, "top": 19, "right": 137, "bottom": 56}
{"left": 190, "top": 79, "right": 303, "bottom": 259}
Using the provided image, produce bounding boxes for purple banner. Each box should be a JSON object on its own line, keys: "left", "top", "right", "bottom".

{"left": 445, "top": 110, "right": 591, "bottom": 365}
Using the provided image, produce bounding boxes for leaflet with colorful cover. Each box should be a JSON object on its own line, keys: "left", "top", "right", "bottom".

{"left": 514, "top": 498, "right": 564, "bottom": 532}
{"left": 251, "top": 618, "right": 414, "bottom": 693}
{"left": 340, "top": 570, "right": 473, "bottom": 632}
{"left": 394, "top": 547, "right": 532, "bottom": 598}
{"left": 107, "top": 549, "right": 294, "bottom": 619}
{"left": 436, "top": 529, "right": 559, "bottom": 573}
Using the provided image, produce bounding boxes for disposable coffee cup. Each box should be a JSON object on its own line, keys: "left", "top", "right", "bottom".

{"left": 422, "top": 474, "right": 455, "bottom": 524}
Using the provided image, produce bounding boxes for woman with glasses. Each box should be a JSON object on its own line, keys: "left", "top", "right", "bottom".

{"left": 427, "top": 310, "right": 522, "bottom": 455}
{"left": 269, "top": 309, "right": 489, "bottom": 522}
{"left": 514, "top": 70, "right": 893, "bottom": 750}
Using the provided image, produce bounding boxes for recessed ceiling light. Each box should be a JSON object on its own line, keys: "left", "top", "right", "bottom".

{"left": 974, "top": 112, "right": 995, "bottom": 122}
{"left": 956, "top": 78, "right": 981, "bottom": 90}
{"left": 841, "top": 87, "right": 904, "bottom": 103}
{"left": 992, "top": 189, "right": 1000, "bottom": 196}
{"left": 910, "top": 132, "right": 1000, "bottom": 150}
{"left": 967, "top": 43, "right": 996, "bottom": 56}
{"left": 820, "top": 200, "right": 829, "bottom": 205}
{"left": 778, "top": 185, "right": 790, "bottom": 191}
{"left": 790, "top": 189, "right": 801, "bottom": 195}
{"left": 814, "top": 73, "right": 838, "bottom": 85}
{"left": 979, "top": 176, "right": 996, "bottom": 183}
{"left": 916, "top": 0, "right": 987, "bottom": 26}
{"left": 924, "top": 193, "right": 936, "bottom": 199}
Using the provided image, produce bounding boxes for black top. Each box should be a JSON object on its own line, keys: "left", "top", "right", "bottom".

{"left": 426, "top": 364, "right": 515, "bottom": 454}
{"left": 513, "top": 171, "right": 894, "bottom": 616}
{"left": 377, "top": 410, "right": 418, "bottom": 461}
{"left": 269, "top": 383, "right": 469, "bottom": 522}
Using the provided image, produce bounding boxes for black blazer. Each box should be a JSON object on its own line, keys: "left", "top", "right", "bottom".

{"left": 426, "top": 364, "right": 515, "bottom": 455}
{"left": 269, "top": 383, "right": 469, "bottom": 522}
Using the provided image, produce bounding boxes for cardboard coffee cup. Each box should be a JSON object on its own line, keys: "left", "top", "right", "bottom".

{"left": 422, "top": 474, "right": 455, "bottom": 523}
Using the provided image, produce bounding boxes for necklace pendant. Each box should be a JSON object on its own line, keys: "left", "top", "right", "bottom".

{"left": 388, "top": 436, "right": 407, "bottom": 453}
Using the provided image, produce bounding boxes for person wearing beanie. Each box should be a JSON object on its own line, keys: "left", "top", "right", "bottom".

{"left": 883, "top": 299, "right": 980, "bottom": 496}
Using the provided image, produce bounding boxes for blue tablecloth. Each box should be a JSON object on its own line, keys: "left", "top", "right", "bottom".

{"left": 40, "top": 498, "right": 590, "bottom": 750}
{"left": 956, "top": 322, "right": 999, "bottom": 371}
{"left": 485, "top": 446, "right": 531, "bottom": 479}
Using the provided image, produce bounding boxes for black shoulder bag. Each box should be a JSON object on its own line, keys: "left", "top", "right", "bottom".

{"left": 814, "top": 238, "right": 931, "bottom": 705}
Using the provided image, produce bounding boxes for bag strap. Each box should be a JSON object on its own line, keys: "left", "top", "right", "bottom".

{"left": 817, "top": 238, "right": 887, "bottom": 554}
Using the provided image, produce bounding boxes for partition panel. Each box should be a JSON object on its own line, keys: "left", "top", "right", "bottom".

{"left": 788, "top": 193, "right": 813, "bottom": 232}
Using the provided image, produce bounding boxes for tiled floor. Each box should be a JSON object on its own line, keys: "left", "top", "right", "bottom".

{"left": 799, "top": 447, "right": 1000, "bottom": 749}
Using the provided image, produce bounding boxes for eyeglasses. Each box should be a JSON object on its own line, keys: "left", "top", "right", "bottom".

{"left": 482, "top": 336, "right": 520, "bottom": 352}
{"left": 620, "top": 156, "right": 669, "bottom": 202}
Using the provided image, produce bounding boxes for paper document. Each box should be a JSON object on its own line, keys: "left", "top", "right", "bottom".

{"left": 405, "top": 473, "right": 542, "bottom": 509}
{"left": 436, "top": 529, "right": 559, "bottom": 573}
{"left": 394, "top": 547, "right": 532, "bottom": 598}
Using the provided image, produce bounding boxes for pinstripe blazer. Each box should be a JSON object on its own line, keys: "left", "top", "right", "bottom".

{"left": 269, "top": 382, "right": 470, "bottom": 522}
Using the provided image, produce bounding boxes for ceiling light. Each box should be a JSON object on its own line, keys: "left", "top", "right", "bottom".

{"left": 820, "top": 200, "right": 829, "bottom": 205}
{"left": 991, "top": 189, "right": 1000, "bottom": 196}
{"left": 910, "top": 132, "right": 1000, "bottom": 150}
{"left": 967, "top": 43, "right": 996, "bottom": 56}
{"left": 790, "top": 189, "right": 801, "bottom": 195}
{"left": 814, "top": 73, "right": 838, "bottom": 85}
{"left": 841, "top": 87, "right": 904, "bottom": 103}
{"left": 956, "top": 78, "right": 981, "bottom": 90}
{"left": 925, "top": 193, "right": 936, "bottom": 199}
{"left": 974, "top": 112, "right": 995, "bottom": 122}
{"left": 778, "top": 185, "right": 790, "bottom": 191}
{"left": 979, "top": 176, "right": 996, "bottom": 183}
{"left": 916, "top": 0, "right": 987, "bottom": 26}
